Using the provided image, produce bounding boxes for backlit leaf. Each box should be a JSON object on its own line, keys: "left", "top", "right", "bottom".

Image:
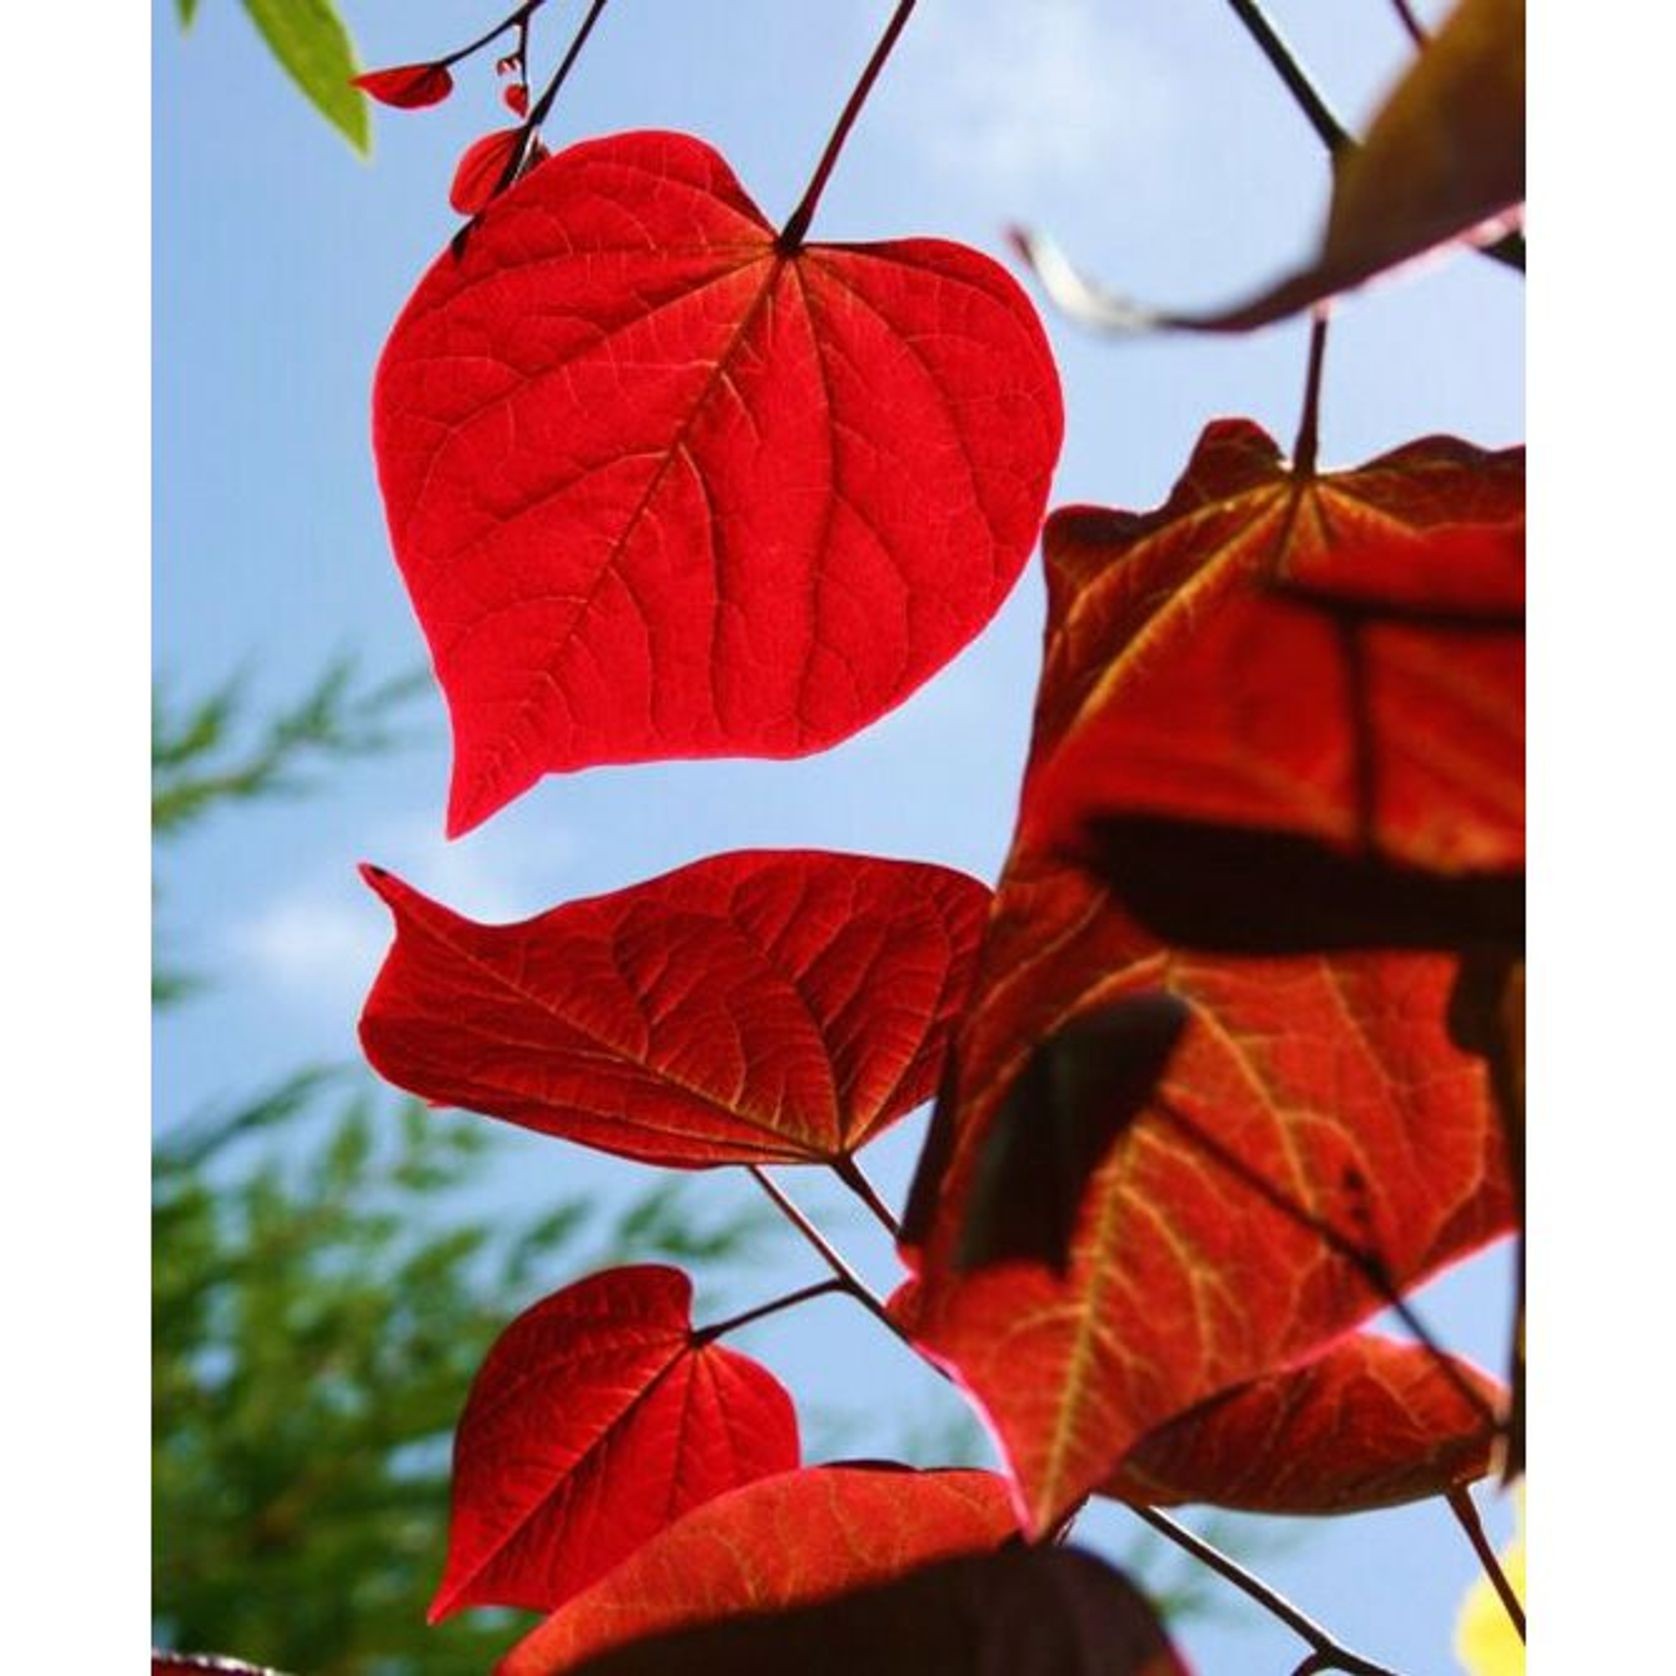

{"left": 1105, "top": 1333, "right": 1505, "bottom": 1514}
{"left": 373, "top": 130, "right": 1063, "bottom": 834}
{"left": 497, "top": 1464, "right": 1020, "bottom": 1675}
{"left": 239, "top": 0, "right": 369, "bottom": 154}
{"left": 432, "top": 1264, "right": 798, "bottom": 1619}
{"left": 450, "top": 128, "right": 543, "bottom": 217}
{"left": 561, "top": 1547, "right": 1189, "bottom": 1676}
{"left": 360, "top": 849, "right": 989, "bottom": 1167}
{"left": 353, "top": 63, "right": 454, "bottom": 110}
{"left": 1017, "top": 0, "right": 1523, "bottom": 333}
{"left": 898, "top": 422, "right": 1520, "bottom": 1534}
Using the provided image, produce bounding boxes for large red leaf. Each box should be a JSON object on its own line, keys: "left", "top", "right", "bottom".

{"left": 898, "top": 421, "right": 1521, "bottom": 1534}
{"left": 1105, "top": 1333, "right": 1505, "bottom": 1515}
{"left": 373, "top": 129, "right": 1064, "bottom": 834}
{"left": 432, "top": 1264, "right": 798, "bottom": 1620}
{"left": 1018, "top": 0, "right": 1523, "bottom": 333}
{"left": 497, "top": 1464, "right": 1019, "bottom": 1676}
{"left": 360, "top": 849, "right": 989, "bottom": 1167}
{"left": 558, "top": 1547, "right": 1189, "bottom": 1676}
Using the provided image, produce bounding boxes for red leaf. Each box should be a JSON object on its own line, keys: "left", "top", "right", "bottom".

{"left": 432, "top": 1264, "right": 798, "bottom": 1620}
{"left": 897, "top": 422, "right": 1521, "bottom": 1534}
{"left": 504, "top": 81, "right": 531, "bottom": 118}
{"left": 1105, "top": 1333, "right": 1505, "bottom": 1514}
{"left": 1018, "top": 0, "right": 1523, "bottom": 333}
{"left": 352, "top": 62, "right": 455, "bottom": 110}
{"left": 497, "top": 1464, "right": 1020, "bottom": 1675}
{"left": 554, "top": 1547, "right": 1190, "bottom": 1676}
{"left": 373, "top": 130, "right": 1064, "bottom": 834}
{"left": 360, "top": 849, "right": 990, "bottom": 1167}
{"left": 449, "top": 127, "right": 545, "bottom": 217}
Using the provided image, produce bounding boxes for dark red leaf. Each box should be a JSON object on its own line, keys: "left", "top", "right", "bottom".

{"left": 352, "top": 62, "right": 455, "bottom": 110}
{"left": 449, "top": 127, "right": 544, "bottom": 217}
{"left": 360, "top": 849, "right": 989, "bottom": 1167}
{"left": 504, "top": 81, "right": 531, "bottom": 118}
{"left": 497, "top": 1464, "right": 1021, "bottom": 1675}
{"left": 1017, "top": 0, "right": 1523, "bottom": 333}
{"left": 560, "top": 1547, "right": 1190, "bottom": 1676}
{"left": 1105, "top": 1333, "right": 1505, "bottom": 1514}
{"left": 432, "top": 1264, "right": 798, "bottom": 1620}
{"left": 1029, "top": 425, "right": 1525, "bottom": 952}
{"left": 897, "top": 422, "right": 1520, "bottom": 1534}
{"left": 373, "top": 130, "right": 1063, "bottom": 834}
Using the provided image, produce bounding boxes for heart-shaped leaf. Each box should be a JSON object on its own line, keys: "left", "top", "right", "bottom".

{"left": 433, "top": 1264, "right": 798, "bottom": 1620}
{"left": 361, "top": 849, "right": 990, "bottom": 1167}
{"left": 497, "top": 1464, "right": 1020, "bottom": 1676}
{"left": 560, "top": 1547, "right": 1189, "bottom": 1676}
{"left": 898, "top": 422, "right": 1521, "bottom": 1535}
{"left": 373, "top": 129, "right": 1063, "bottom": 834}
{"left": 1105, "top": 1333, "right": 1505, "bottom": 1514}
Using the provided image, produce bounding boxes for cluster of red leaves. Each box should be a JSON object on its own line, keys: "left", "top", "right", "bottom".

{"left": 171, "top": 5, "right": 1525, "bottom": 1671}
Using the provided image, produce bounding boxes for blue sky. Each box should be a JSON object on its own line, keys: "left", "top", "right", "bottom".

{"left": 156, "top": 1, "right": 1523, "bottom": 1670}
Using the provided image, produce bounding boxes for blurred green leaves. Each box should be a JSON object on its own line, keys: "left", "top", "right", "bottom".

{"left": 172, "top": 0, "right": 371, "bottom": 154}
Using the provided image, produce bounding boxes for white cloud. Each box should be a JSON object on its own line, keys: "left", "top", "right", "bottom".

{"left": 231, "top": 811, "right": 579, "bottom": 1016}
{"left": 893, "top": 0, "right": 1176, "bottom": 198}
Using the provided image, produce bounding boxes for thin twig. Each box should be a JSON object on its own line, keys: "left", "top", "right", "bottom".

{"left": 1132, "top": 1507, "right": 1402, "bottom": 1675}
{"left": 696, "top": 1277, "right": 848, "bottom": 1344}
{"left": 747, "top": 1166, "right": 893, "bottom": 1326}
{"left": 1292, "top": 311, "right": 1331, "bottom": 477}
{"left": 833, "top": 1155, "right": 903, "bottom": 1239}
{"left": 1448, "top": 1487, "right": 1526, "bottom": 1642}
{"left": 781, "top": 0, "right": 919, "bottom": 247}
{"left": 1223, "top": 0, "right": 1352, "bottom": 153}
{"left": 1387, "top": 0, "right": 1428, "bottom": 47}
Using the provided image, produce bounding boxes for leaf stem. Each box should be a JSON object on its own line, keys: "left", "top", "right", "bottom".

{"left": 833, "top": 1155, "right": 903, "bottom": 1239}
{"left": 1222, "top": 0, "right": 1352, "bottom": 154}
{"left": 441, "top": 0, "right": 548, "bottom": 68}
{"left": 781, "top": 0, "right": 919, "bottom": 248}
{"left": 526, "top": 0, "right": 612, "bottom": 132}
{"left": 696, "top": 1277, "right": 849, "bottom": 1344}
{"left": 747, "top": 1166, "right": 893, "bottom": 1327}
{"left": 1292, "top": 311, "right": 1331, "bottom": 477}
{"left": 1131, "top": 1507, "right": 1401, "bottom": 1675}
{"left": 1447, "top": 1486, "right": 1526, "bottom": 1642}
{"left": 1387, "top": 0, "right": 1429, "bottom": 47}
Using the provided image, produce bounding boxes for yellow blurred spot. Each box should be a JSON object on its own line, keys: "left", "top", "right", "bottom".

{"left": 1455, "top": 1488, "right": 1525, "bottom": 1674}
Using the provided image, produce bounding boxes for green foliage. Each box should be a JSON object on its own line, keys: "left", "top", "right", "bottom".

{"left": 154, "top": 665, "right": 786, "bottom": 1671}
{"left": 173, "top": 0, "right": 370, "bottom": 153}
{"left": 238, "top": 0, "right": 370, "bottom": 153}
{"left": 152, "top": 663, "right": 423, "bottom": 1002}
{"left": 154, "top": 1077, "right": 785, "bottom": 1676}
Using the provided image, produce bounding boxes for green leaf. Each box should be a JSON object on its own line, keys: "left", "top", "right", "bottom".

{"left": 238, "top": 0, "right": 370, "bottom": 154}
{"left": 176, "top": 0, "right": 202, "bottom": 29}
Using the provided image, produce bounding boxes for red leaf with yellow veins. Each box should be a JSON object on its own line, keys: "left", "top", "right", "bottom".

{"left": 497, "top": 1464, "right": 1020, "bottom": 1676}
{"left": 1105, "top": 1333, "right": 1505, "bottom": 1514}
{"left": 432, "top": 1265, "right": 798, "bottom": 1620}
{"left": 1018, "top": 0, "right": 1523, "bottom": 334}
{"left": 373, "top": 130, "right": 1063, "bottom": 835}
{"left": 555, "top": 1547, "right": 1189, "bottom": 1676}
{"left": 898, "top": 421, "right": 1520, "bottom": 1535}
{"left": 360, "top": 850, "right": 990, "bottom": 1167}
